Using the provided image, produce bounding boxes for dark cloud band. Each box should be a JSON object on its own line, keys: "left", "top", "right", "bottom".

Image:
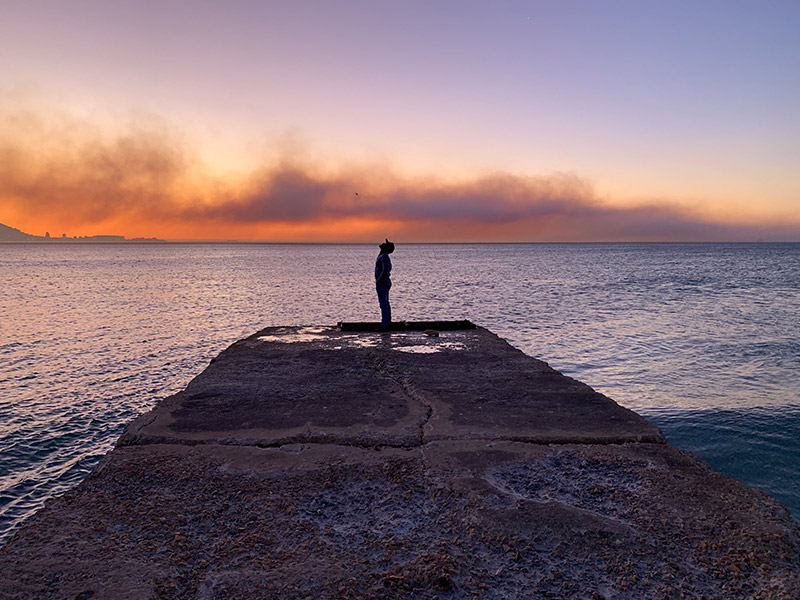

{"left": 1, "top": 102, "right": 798, "bottom": 241}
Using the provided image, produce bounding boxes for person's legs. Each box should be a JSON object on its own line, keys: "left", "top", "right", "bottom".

{"left": 377, "top": 283, "right": 391, "bottom": 328}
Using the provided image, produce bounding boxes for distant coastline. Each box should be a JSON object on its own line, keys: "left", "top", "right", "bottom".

{"left": 5, "top": 222, "right": 800, "bottom": 245}
{"left": 0, "top": 222, "right": 162, "bottom": 243}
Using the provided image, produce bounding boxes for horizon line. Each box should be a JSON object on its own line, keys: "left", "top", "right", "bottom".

{"left": 133, "top": 238, "right": 800, "bottom": 244}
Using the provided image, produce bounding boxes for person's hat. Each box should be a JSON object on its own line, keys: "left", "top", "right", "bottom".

{"left": 379, "top": 238, "right": 395, "bottom": 253}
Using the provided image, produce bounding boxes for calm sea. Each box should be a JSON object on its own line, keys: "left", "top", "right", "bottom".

{"left": 1, "top": 243, "right": 799, "bottom": 545}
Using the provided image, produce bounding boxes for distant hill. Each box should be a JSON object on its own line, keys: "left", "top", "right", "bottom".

{"left": 0, "top": 223, "right": 40, "bottom": 241}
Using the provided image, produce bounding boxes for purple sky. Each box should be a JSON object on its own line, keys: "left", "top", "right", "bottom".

{"left": 1, "top": 0, "right": 798, "bottom": 240}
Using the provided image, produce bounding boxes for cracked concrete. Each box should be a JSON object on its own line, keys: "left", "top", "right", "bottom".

{"left": 116, "top": 325, "right": 665, "bottom": 449}
{"left": 1, "top": 324, "right": 798, "bottom": 599}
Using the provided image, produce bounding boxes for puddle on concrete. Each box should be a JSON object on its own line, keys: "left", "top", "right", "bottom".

{"left": 257, "top": 328, "right": 467, "bottom": 353}
{"left": 344, "top": 337, "right": 379, "bottom": 348}
{"left": 393, "top": 345, "right": 439, "bottom": 353}
{"left": 258, "top": 336, "right": 287, "bottom": 343}
{"left": 257, "top": 326, "right": 331, "bottom": 344}
{"left": 393, "top": 342, "right": 466, "bottom": 353}
{"left": 257, "top": 334, "right": 325, "bottom": 343}
{"left": 299, "top": 327, "right": 329, "bottom": 334}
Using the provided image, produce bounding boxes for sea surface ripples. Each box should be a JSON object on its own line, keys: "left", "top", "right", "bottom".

{"left": 1, "top": 242, "right": 799, "bottom": 545}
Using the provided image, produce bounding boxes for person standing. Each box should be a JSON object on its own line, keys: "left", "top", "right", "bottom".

{"left": 375, "top": 239, "right": 394, "bottom": 330}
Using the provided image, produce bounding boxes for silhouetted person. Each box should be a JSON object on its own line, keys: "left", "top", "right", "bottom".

{"left": 375, "top": 239, "right": 394, "bottom": 329}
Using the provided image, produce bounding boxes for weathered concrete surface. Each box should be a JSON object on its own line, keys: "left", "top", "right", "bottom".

{"left": 1, "top": 325, "right": 798, "bottom": 600}
{"left": 117, "top": 326, "right": 665, "bottom": 447}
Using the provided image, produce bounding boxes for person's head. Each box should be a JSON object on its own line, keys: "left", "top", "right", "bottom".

{"left": 379, "top": 238, "right": 395, "bottom": 254}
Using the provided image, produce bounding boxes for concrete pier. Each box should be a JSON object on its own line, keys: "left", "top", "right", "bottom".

{"left": 1, "top": 324, "right": 798, "bottom": 599}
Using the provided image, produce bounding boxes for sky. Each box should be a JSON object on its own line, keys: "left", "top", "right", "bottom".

{"left": 1, "top": 0, "right": 798, "bottom": 241}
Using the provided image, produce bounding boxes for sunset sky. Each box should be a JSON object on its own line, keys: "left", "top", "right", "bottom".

{"left": 1, "top": 0, "right": 798, "bottom": 241}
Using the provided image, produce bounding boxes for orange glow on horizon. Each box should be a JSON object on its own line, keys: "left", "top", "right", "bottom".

{"left": 2, "top": 100, "right": 800, "bottom": 243}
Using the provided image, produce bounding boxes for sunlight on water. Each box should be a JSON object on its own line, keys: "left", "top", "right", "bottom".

{"left": 1, "top": 242, "right": 799, "bottom": 544}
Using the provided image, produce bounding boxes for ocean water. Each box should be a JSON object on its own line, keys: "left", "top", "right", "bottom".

{"left": 1, "top": 242, "right": 799, "bottom": 545}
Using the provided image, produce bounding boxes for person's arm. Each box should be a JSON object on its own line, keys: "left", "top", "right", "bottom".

{"left": 375, "top": 256, "right": 385, "bottom": 282}
{"left": 375, "top": 256, "right": 386, "bottom": 283}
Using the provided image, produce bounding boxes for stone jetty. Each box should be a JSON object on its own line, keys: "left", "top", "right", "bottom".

{"left": 1, "top": 323, "right": 798, "bottom": 599}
